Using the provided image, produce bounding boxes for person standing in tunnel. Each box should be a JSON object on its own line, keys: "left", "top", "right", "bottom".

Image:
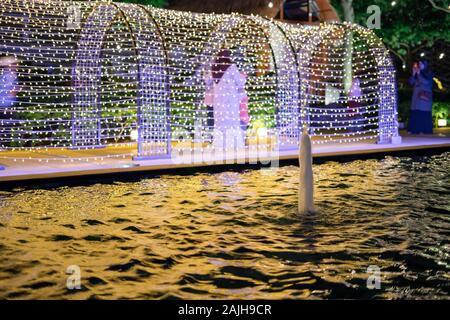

{"left": 203, "top": 66, "right": 215, "bottom": 142}
{"left": 0, "top": 56, "right": 19, "bottom": 170}
{"left": 408, "top": 59, "right": 434, "bottom": 135}
{"left": 211, "top": 49, "right": 247, "bottom": 152}
{"left": 348, "top": 78, "right": 362, "bottom": 133}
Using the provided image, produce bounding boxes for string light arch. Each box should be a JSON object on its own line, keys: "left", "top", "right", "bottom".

{"left": 279, "top": 21, "right": 399, "bottom": 144}
{"left": 0, "top": 0, "right": 399, "bottom": 163}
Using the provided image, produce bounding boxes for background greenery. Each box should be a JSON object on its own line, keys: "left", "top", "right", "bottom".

{"left": 331, "top": 0, "right": 450, "bottom": 127}
{"left": 116, "top": 0, "right": 167, "bottom": 7}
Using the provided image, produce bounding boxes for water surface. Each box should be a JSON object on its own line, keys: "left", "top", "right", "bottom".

{"left": 0, "top": 153, "right": 449, "bottom": 299}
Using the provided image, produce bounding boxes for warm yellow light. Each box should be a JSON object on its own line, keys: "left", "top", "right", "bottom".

{"left": 257, "top": 127, "right": 268, "bottom": 137}
{"left": 433, "top": 77, "right": 444, "bottom": 91}
{"left": 438, "top": 119, "right": 447, "bottom": 127}
{"left": 130, "top": 130, "right": 139, "bottom": 141}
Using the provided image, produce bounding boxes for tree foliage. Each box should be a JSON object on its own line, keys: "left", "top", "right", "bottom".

{"left": 331, "top": 0, "right": 450, "bottom": 88}
{"left": 331, "top": 0, "right": 450, "bottom": 63}
{"left": 117, "top": 0, "right": 167, "bottom": 7}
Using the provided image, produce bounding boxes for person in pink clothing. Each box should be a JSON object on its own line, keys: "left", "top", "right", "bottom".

{"left": 240, "top": 95, "right": 250, "bottom": 129}
{"left": 210, "top": 49, "right": 247, "bottom": 150}
{"left": 348, "top": 78, "right": 362, "bottom": 133}
{"left": 238, "top": 72, "right": 249, "bottom": 138}
{"left": 203, "top": 67, "right": 215, "bottom": 135}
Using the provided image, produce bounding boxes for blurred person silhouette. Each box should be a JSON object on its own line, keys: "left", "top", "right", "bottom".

{"left": 408, "top": 59, "right": 433, "bottom": 134}
{"left": 211, "top": 49, "right": 247, "bottom": 151}
{"left": 203, "top": 67, "right": 215, "bottom": 141}
{"left": 0, "top": 56, "right": 19, "bottom": 170}
{"left": 348, "top": 78, "right": 362, "bottom": 133}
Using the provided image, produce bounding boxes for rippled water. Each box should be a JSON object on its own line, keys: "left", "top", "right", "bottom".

{"left": 0, "top": 153, "right": 449, "bottom": 299}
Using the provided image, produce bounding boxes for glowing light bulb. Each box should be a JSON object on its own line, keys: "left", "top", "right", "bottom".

{"left": 438, "top": 119, "right": 447, "bottom": 127}
{"left": 130, "top": 130, "right": 139, "bottom": 141}
{"left": 257, "top": 127, "right": 268, "bottom": 137}
{"left": 268, "top": 2, "right": 274, "bottom": 8}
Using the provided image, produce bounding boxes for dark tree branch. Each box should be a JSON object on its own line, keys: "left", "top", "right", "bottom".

{"left": 427, "top": 0, "right": 450, "bottom": 13}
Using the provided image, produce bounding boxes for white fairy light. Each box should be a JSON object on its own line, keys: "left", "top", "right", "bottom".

{"left": 130, "top": 129, "right": 139, "bottom": 141}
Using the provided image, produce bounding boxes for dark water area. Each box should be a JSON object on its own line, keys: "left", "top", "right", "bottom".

{"left": 0, "top": 153, "right": 449, "bottom": 299}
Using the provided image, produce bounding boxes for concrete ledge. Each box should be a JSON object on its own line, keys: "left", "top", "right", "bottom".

{"left": 1, "top": 136, "right": 450, "bottom": 183}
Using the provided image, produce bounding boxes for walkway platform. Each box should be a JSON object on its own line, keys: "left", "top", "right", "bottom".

{"left": 1, "top": 131, "right": 450, "bottom": 183}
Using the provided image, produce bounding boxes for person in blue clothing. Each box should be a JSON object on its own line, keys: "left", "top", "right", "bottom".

{"left": 0, "top": 55, "right": 19, "bottom": 170}
{"left": 408, "top": 59, "right": 434, "bottom": 134}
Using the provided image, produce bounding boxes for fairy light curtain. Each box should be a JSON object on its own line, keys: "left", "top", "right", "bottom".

{"left": 279, "top": 22, "right": 397, "bottom": 144}
{"left": 253, "top": 16, "right": 300, "bottom": 150}
{"left": 0, "top": 0, "right": 399, "bottom": 163}
{"left": 72, "top": 2, "right": 118, "bottom": 148}
{"left": 116, "top": 3, "right": 170, "bottom": 160}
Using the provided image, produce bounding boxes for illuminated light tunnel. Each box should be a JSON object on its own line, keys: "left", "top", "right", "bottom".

{"left": 0, "top": 0, "right": 399, "bottom": 163}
